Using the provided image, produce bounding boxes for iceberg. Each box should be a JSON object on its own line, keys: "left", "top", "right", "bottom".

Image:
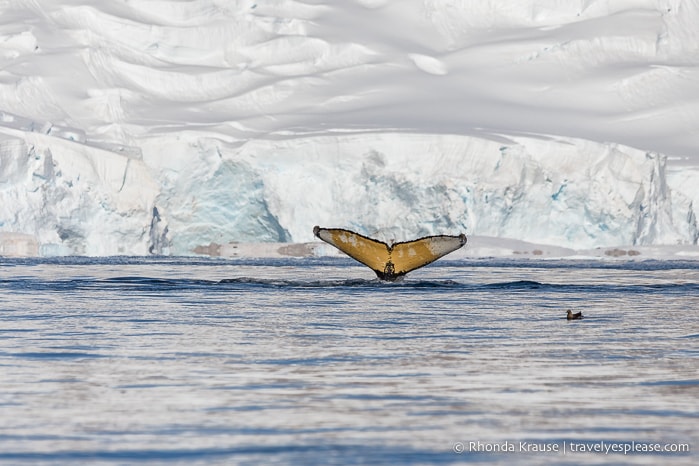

{"left": 0, "top": 0, "right": 698, "bottom": 256}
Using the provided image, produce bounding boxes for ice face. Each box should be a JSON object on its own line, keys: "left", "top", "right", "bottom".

{"left": 0, "top": 128, "right": 158, "bottom": 255}
{"left": 218, "top": 132, "right": 697, "bottom": 248}
{"left": 3, "top": 128, "right": 694, "bottom": 255}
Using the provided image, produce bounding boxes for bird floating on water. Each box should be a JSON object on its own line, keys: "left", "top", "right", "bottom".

{"left": 566, "top": 310, "right": 583, "bottom": 320}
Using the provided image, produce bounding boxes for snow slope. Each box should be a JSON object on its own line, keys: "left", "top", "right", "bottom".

{"left": 1, "top": 0, "right": 699, "bottom": 255}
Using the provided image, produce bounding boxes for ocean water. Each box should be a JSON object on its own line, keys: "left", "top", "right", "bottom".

{"left": 0, "top": 257, "right": 697, "bottom": 465}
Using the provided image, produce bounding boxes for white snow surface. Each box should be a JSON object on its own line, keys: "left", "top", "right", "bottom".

{"left": 1, "top": 0, "right": 699, "bottom": 256}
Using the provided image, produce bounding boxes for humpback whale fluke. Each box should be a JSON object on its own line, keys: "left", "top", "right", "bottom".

{"left": 313, "top": 226, "right": 467, "bottom": 281}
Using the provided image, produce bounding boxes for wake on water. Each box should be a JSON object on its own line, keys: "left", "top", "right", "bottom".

{"left": 3, "top": 259, "right": 699, "bottom": 295}
{"left": 3, "top": 275, "right": 699, "bottom": 295}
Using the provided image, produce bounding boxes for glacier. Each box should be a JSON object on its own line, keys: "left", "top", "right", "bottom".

{"left": 1, "top": 0, "right": 699, "bottom": 256}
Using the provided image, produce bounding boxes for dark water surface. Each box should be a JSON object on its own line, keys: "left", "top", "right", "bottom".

{"left": 0, "top": 257, "right": 697, "bottom": 465}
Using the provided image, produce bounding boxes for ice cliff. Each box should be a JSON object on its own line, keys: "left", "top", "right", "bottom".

{"left": 2, "top": 124, "right": 696, "bottom": 255}
{"left": 1, "top": 0, "right": 699, "bottom": 255}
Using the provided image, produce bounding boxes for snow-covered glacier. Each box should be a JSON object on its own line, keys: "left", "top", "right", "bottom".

{"left": 1, "top": 0, "right": 699, "bottom": 256}
{"left": 3, "top": 124, "right": 696, "bottom": 255}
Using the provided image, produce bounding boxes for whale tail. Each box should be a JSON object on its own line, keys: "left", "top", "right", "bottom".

{"left": 313, "top": 226, "right": 467, "bottom": 281}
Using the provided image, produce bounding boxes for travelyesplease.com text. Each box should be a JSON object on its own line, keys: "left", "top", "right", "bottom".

{"left": 453, "top": 440, "right": 690, "bottom": 455}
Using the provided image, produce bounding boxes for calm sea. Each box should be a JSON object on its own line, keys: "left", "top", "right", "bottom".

{"left": 0, "top": 257, "right": 697, "bottom": 465}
